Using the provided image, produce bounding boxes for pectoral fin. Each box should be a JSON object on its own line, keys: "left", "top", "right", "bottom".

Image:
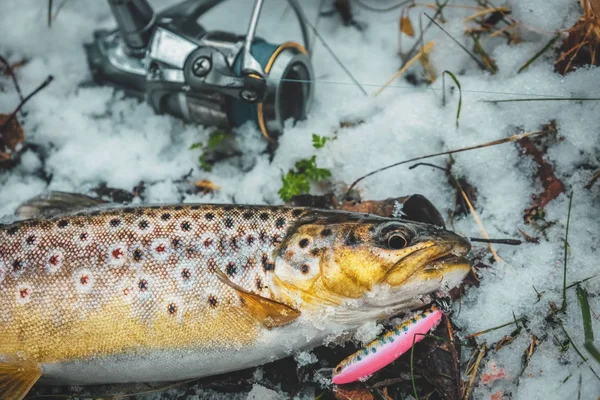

{"left": 215, "top": 269, "right": 300, "bottom": 328}
{"left": 0, "top": 359, "right": 42, "bottom": 400}
{"left": 15, "top": 191, "right": 109, "bottom": 219}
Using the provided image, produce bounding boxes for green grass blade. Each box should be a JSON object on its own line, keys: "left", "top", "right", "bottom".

{"left": 517, "top": 35, "right": 559, "bottom": 74}
{"left": 442, "top": 71, "right": 462, "bottom": 128}
{"left": 577, "top": 285, "right": 600, "bottom": 364}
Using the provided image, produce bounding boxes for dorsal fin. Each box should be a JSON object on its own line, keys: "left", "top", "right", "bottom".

{"left": 214, "top": 269, "right": 300, "bottom": 328}
{"left": 14, "top": 191, "right": 109, "bottom": 219}
{"left": 0, "top": 358, "right": 42, "bottom": 400}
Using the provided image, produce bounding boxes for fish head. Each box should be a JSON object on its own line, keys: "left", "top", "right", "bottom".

{"left": 272, "top": 214, "right": 471, "bottom": 321}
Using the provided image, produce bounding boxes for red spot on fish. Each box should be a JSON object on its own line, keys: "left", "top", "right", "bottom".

{"left": 49, "top": 255, "right": 60, "bottom": 266}
{"left": 204, "top": 238, "right": 213, "bottom": 247}
{"left": 80, "top": 275, "right": 90, "bottom": 285}
{"left": 112, "top": 248, "right": 124, "bottom": 259}
{"left": 123, "top": 287, "right": 131, "bottom": 296}
{"left": 155, "top": 244, "right": 166, "bottom": 253}
{"left": 20, "top": 288, "right": 30, "bottom": 299}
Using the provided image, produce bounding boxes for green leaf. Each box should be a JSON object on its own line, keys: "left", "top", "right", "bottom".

{"left": 199, "top": 155, "right": 212, "bottom": 172}
{"left": 189, "top": 142, "right": 203, "bottom": 150}
{"left": 278, "top": 172, "right": 310, "bottom": 202}
{"left": 312, "top": 133, "right": 328, "bottom": 149}
{"left": 207, "top": 130, "right": 228, "bottom": 149}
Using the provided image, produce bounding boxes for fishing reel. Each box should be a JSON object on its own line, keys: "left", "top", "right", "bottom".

{"left": 85, "top": 0, "right": 314, "bottom": 142}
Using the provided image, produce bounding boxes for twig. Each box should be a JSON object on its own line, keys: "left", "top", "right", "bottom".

{"left": 0, "top": 75, "right": 54, "bottom": 134}
{"left": 466, "top": 317, "right": 525, "bottom": 339}
{"left": 375, "top": 41, "right": 434, "bottom": 96}
{"left": 469, "top": 238, "right": 521, "bottom": 245}
{"left": 302, "top": 17, "right": 367, "bottom": 95}
{"left": 424, "top": 13, "right": 489, "bottom": 71}
{"left": 562, "top": 192, "right": 573, "bottom": 312}
{"left": 456, "top": 178, "right": 501, "bottom": 262}
{"left": 343, "top": 130, "right": 547, "bottom": 200}
{"left": 463, "top": 6, "right": 510, "bottom": 22}
{"left": 463, "top": 344, "right": 486, "bottom": 400}
{"left": 445, "top": 314, "right": 461, "bottom": 400}
{"left": 0, "top": 55, "right": 24, "bottom": 100}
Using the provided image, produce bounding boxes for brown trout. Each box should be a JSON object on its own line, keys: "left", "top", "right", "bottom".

{"left": 0, "top": 192, "right": 471, "bottom": 400}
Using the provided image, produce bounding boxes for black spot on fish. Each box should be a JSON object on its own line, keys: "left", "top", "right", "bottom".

{"left": 191, "top": 205, "right": 200, "bottom": 210}
{"left": 243, "top": 211, "right": 254, "bottom": 220}
{"left": 205, "top": 212, "right": 215, "bottom": 221}
{"left": 256, "top": 277, "right": 264, "bottom": 290}
{"left": 246, "top": 235, "right": 255, "bottom": 246}
{"left": 167, "top": 303, "right": 178, "bottom": 315}
{"left": 174, "top": 206, "right": 183, "bottom": 211}
{"left": 226, "top": 262, "right": 237, "bottom": 277}
{"left": 231, "top": 237, "right": 239, "bottom": 250}
{"left": 259, "top": 231, "right": 267, "bottom": 243}
{"left": 133, "top": 249, "right": 143, "bottom": 262}
{"left": 161, "top": 213, "right": 171, "bottom": 221}
{"left": 271, "top": 234, "right": 283, "bottom": 245}
{"left": 180, "top": 221, "right": 192, "bottom": 231}
{"left": 123, "top": 208, "right": 135, "bottom": 214}
{"left": 172, "top": 238, "right": 182, "bottom": 249}
{"left": 6, "top": 226, "right": 19, "bottom": 235}
{"left": 181, "top": 268, "right": 191, "bottom": 280}
{"left": 57, "top": 220, "right": 69, "bottom": 228}
{"left": 345, "top": 231, "right": 361, "bottom": 246}
{"left": 292, "top": 209, "right": 303, "bottom": 217}
{"left": 223, "top": 205, "right": 234, "bottom": 211}
{"left": 110, "top": 218, "right": 121, "bottom": 227}
{"left": 138, "top": 220, "right": 150, "bottom": 230}
{"left": 275, "top": 217, "right": 285, "bottom": 228}
{"left": 12, "top": 260, "right": 23, "bottom": 272}
{"left": 321, "top": 228, "right": 332, "bottom": 237}
{"left": 300, "top": 264, "right": 310, "bottom": 274}
{"left": 79, "top": 232, "right": 89, "bottom": 241}
{"left": 310, "top": 248, "right": 320, "bottom": 256}
{"left": 262, "top": 254, "right": 275, "bottom": 272}
{"left": 208, "top": 295, "right": 218, "bottom": 308}
{"left": 259, "top": 212, "right": 269, "bottom": 221}
{"left": 299, "top": 238, "right": 309, "bottom": 248}
{"left": 138, "top": 279, "right": 149, "bottom": 291}
{"left": 25, "top": 235, "right": 36, "bottom": 245}
{"left": 224, "top": 218, "right": 234, "bottom": 229}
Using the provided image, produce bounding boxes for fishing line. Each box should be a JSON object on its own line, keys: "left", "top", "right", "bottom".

{"left": 264, "top": 77, "right": 599, "bottom": 100}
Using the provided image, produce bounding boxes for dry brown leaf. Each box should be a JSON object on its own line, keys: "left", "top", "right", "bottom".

{"left": 400, "top": 16, "right": 415, "bottom": 37}
{"left": 335, "top": 383, "right": 375, "bottom": 400}
{"left": 194, "top": 179, "right": 220, "bottom": 194}
{"left": 0, "top": 114, "right": 24, "bottom": 167}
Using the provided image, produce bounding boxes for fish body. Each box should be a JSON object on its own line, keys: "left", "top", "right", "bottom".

{"left": 0, "top": 194, "right": 471, "bottom": 399}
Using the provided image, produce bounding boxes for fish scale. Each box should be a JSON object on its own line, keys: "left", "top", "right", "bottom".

{"left": 0, "top": 193, "right": 472, "bottom": 400}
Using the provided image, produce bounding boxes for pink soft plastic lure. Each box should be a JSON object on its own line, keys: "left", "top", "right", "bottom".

{"left": 332, "top": 305, "right": 443, "bottom": 385}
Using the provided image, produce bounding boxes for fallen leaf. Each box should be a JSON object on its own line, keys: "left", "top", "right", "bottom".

{"left": 194, "top": 179, "right": 221, "bottom": 194}
{"left": 335, "top": 383, "right": 374, "bottom": 400}
{"left": 0, "top": 113, "right": 24, "bottom": 167}
{"left": 400, "top": 16, "right": 415, "bottom": 37}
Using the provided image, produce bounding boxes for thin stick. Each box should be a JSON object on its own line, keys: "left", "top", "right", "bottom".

{"left": 302, "top": 17, "right": 368, "bottom": 96}
{"left": 463, "top": 344, "right": 486, "bottom": 400}
{"left": 375, "top": 41, "right": 435, "bottom": 96}
{"left": 0, "top": 75, "right": 54, "bottom": 134}
{"left": 466, "top": 317, "right": 525, "bottom": 339}
{"left": 424, "top": 14, "right": 489, "bottom": 71}
{"left": 456, "top": 179, "right": 501, "bottom": 262}
{"left": 469, "top": 238, "right": 521, "bottom": 245}
{"left": 445, "top": 315, "right": 461, "bottom": 400}
{"left": 343, "top": 130, "right": 546, "bottom": 200}
{"left": 517, "top": 35, "right": 560, "bottom": 73}
{"left": 0, "top": 55, "right": 24, "bottom": 100}
{"left": 562, "top": 192, "right": 573, "bottom": 312}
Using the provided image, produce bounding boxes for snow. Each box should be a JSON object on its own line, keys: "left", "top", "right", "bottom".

{"left": 1, "top": 0, "right": 600, "bottom": 399}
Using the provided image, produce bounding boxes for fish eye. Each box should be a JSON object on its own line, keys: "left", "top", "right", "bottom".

{"left": 387, "top": 234, "right": 408, "bottom": 249}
